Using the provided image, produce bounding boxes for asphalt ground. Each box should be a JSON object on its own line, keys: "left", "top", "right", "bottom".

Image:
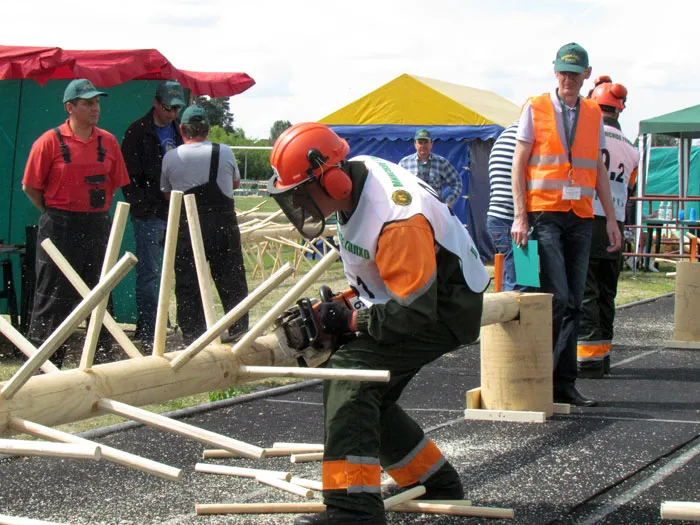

{"left": 0, "top": 293, "right": 698, "bottom": 525}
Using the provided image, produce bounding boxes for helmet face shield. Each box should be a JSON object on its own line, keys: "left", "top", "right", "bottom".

{"left": 267, "top": 173, "right": 327, "bottom": 240}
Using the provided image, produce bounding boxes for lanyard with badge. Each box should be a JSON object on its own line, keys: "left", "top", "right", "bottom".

{"left": 558, "top": 90, "right": 582, "bottom": 201}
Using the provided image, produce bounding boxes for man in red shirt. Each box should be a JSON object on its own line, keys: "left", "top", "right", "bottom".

{"left": 22, "top": 79, "right": 130, "bottom": 368}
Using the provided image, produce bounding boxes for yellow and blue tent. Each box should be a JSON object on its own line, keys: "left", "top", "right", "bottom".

{"left": 320, "top": 73, "right": 519, "bottom": 259}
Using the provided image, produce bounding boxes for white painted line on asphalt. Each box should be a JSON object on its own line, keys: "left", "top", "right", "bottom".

{"left": 557, "top": 414, "right": 700, "bottom": 425}
{"left": 610, "top": 349, "right": 661, "bottom": 368}
{"left": 576, "top": 439, "right": 700, "bottom": 525}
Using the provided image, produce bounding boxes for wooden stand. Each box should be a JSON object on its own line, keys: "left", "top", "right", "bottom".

{"left": 465, "top": 293, "right": 567, "bottom": 423}
{"left": 666, "top": 261, "right": 700, "bottom": 349}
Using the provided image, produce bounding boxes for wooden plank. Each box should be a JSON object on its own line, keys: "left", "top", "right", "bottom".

{"left": 466, "top": 387, "right": 481, "bottom": 409}
{"left": 464, "top": 409, "right": 546, "bottom": 423}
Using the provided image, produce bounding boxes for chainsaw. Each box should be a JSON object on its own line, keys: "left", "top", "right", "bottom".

{"left": 272, "top": 285, "right": 356, "bottom": 367}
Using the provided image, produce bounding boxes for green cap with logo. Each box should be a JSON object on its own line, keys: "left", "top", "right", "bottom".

{"left": 553, "top": 42, "right": 589, "bottom": 74}
{"left": 156, "top": 80, "right": 186, "bottom": 106}
{"left": 63, "top": 79, "right": 108, "bottom": 103}
{"left": 180, "top": 105, "right": 208, "bottom": 125}
{"left": 414, "top": 128, "right": 432, "bottom": 141}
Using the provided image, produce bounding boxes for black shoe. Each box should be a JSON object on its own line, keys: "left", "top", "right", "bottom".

{"left": 295, "top": 507, "right": 386, "bottom": 525}
{"left": 578, "top": 363, "right": 604, "bottom": 379}
{"left": 603, "top": 355, "right": 611, "bottom": 375}
{"left": 554, "top": 385, "right": 597, "bottom": 407}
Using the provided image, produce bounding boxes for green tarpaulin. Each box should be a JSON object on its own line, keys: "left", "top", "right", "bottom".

{"left": 639, "top": 104, "right": 700, "bottom": 138}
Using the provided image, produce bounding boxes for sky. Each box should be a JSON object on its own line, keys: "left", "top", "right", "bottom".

{"left": 3, "top": 0, "right": 698, "bottom": 141}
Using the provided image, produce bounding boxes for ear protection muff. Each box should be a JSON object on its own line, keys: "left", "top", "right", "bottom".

{"left": 307, "top": 148, "right": 352, "bottom": 200}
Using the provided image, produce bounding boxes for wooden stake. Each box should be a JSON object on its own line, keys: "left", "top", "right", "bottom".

{"left": 9, "top": 417, "right": 181, "bottom": 481}
{"left": 493, "top": 253, "right": 504, "bottom": 293}
{"left": 273, "top": 442, "right": 324, "bottom": 451}
{"left": 661, "top": 501, "right": 700, "bottom": 521}
{"left": 384, "top": 485, "right": 426, "bottom": 509}
{"left": 290, "top": 452, "right": 323, "bottom": 463}
{"left": 1, "top": 253, "right": 137, "bottom": 400}
{"left": 195, "top": 462, "right": 291, "bottom": 481}
{"left": 184, "top": 194, "right": 220, "bottom": 344}
{"left": 39, "top": 239, "right": 142, "bottom": 360}
{"left": 81, "top": 201, "right": 130, "bottom": 369}
{"left": 170, "top": 263, "right": 293, "bottom": 371}
{"left": 195, "top": 501, "right": 513, "bottom": 518}
{"left": 239, "top": 365, "right": 390, "bottom": 383}
{"left": 97, "top": 398, "right": 264, "bottom": 459}
{"left": 231, "top": 250, "right": 340, "bottom": 357}
{"left": 0, "top": 438, "right": 100, "bottom": 460}
{"left": 256, "top": 474, "right": 314, "bottom": 499}
{"left": 153, "top": 191, "right": 182, "bottom": 357}
{"left": 0, "top": 317, "right": 59, "bottom": 374}
{"left": 204, "top": 442, "right": 323, "bottom": 459}
{"left": 390, "top": 501, "right": 514, "bottom": 519}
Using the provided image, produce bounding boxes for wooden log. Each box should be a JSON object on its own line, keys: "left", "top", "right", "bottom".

{"left": 256, "top": 474, "right": 314, "bottom": 499}
{"left": 97, "top": 398, "right": 264, "bottom": 459}
{"left": 170, "top": 263, "right": 293, "bottom": 371}
{"left": 154, "top": 191, "right": 182, "bottom": 357}
{"left": 0, "top": 514, "right": 69, "bottom": 525}
{"left": 40, "top": 239, "right": 142, "bottom": 360}
{"left": 184, "top": 194, "right": 220, "bottom": 344}
{"left": 384, "top": 486, "right": 426, "bottom": 509}
{"left": 0, "top": 333, "right": 306, "bottom": 436}
{"left": 479, "top": 293, "right": 553, "bottom": 416}
{"left": 673, "top": 262, "right": 700, "bottom": 343}
{"left": 239, "top": 365, "right": 390, "bottom": 383}
{"left": 1, "top": 253, "right": 137, "bottom": 400}
{"left": 480, "top": 291, "right": 521, "bottom": 327}
{"left": 9, "top": 417, "right": 181, "bottom": 481}
{"left": 661, "top": 501, "right": 700, "bottom": 521}
{"left": 195, "top": 462, "right": 291, "bottom": 481}
{"left": 0, "top": 317, "right": 59, "bottom": 374}
{"left": 231, "top": 250, "right": 340, "bottom": 357}
{"left": 81, "top": 201, "right": 130, "bottom": 369}
{"left": 289, "top": 477, "right": 323, "bottom": 492}
{"left": 290, "top": 452, "right": 323, "bottom": 463}
{"left": 0, "top": 438, "right": 100, "bottom": 460}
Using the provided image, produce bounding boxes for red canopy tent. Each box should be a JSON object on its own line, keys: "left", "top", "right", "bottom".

{"left": 0, "top": 45, "right": 255, "bottom": 97}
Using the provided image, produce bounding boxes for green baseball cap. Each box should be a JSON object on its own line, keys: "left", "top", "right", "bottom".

{"left": 156, "top": 80, "right": 186, "bottom": 106}
{"left": 414, "top": 128, "right": 432, "bottom": 141}
{"left": 553, "top": 42, "right": 589, "bottom": 73}
{"left": 63, "top": 79, "right": 108, "bottom": 103}
{"left": 180, "top": 105, "right": 208, "bottom": 125}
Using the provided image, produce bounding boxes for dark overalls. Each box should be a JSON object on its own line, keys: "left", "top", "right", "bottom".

{"left": 174, "top": 144, "right": 249, "bottom": 343}
{"left": 28, "top": 129, "right": 112, "bottom": 368}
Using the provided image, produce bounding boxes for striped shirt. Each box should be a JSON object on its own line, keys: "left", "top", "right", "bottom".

{"left": 398, "top": 152, "right": 462, "bottom": 206}
{"left": 487, "top": 123, "right": 518, "bottom": 220}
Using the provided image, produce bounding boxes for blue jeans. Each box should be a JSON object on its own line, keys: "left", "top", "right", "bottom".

{"left": 487, "top": 215, "right": 519, "bottom": 291}
{"left": 528, "top": 211, "right": 592, "bottom": 388}
{"left": 132, "top": 218, "right": 166, "bottom": 338}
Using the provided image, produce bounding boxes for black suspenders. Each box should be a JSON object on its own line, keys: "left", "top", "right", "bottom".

{"left": 53, "top": 127, "right": 106, "bottom": 164}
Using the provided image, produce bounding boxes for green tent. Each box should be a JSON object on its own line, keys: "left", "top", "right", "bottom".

{"left": 635, "top": 104, "right": 700, "bottom": 258}
{"left": 0, "top": 46, "right": 254, "bottom": 327}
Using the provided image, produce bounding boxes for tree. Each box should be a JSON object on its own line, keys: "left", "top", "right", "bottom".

{"left": 192, "top": 96, "right": 235, "bottom": 133}
{"left": 269, "top": 120, "right": 292, "bottom": 142}
{"left": 208, "top": 125, "right": 273, "bottom": 181}
{"left": 651, "top": 134, "right": 678, "bottom": 147}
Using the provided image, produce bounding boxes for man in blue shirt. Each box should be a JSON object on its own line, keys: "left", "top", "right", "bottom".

{"left": 121, "top": 80, "right": 186, "bottom": 349}
{"left": 399, "top": 129, "right": 462, "bottom": 207}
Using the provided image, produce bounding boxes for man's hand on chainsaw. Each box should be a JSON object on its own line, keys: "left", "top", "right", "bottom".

{"left": 317, "top": 301, "right": 356, "bottom": 335}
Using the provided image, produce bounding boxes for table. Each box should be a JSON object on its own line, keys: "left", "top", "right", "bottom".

{"left": 643, "top": 219, "right": 700, "bottom": 270}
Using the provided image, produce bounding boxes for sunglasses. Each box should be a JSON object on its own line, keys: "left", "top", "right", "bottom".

{"left": 159, "top": 102, "right": 182, "bottom": 113}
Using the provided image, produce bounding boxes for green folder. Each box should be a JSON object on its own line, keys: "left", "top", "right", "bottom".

{"left": 512, "top": 240, "right": 540, "bottom": 287}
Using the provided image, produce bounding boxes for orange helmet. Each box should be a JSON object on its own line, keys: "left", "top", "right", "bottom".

{"left": 270, "top": 122, "right": 350, "bottom": 189}
{"left": 590, "top": 81, "right": 628, "bottom": 111}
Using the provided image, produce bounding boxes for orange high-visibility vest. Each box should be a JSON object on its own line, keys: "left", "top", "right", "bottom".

{"left": 526, "top": 94, "right": 602, "bottom": 218}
